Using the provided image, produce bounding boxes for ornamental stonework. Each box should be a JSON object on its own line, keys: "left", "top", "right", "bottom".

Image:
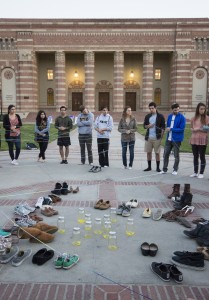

{"left": 4, "top": 70, "right": 13, "bottom": 80}
{"left": 55, "top": 51, "right": 65, "bottom": 63}
{"left": 195, "top": 70, "right": 205, "bottom": 79}
{"left": 114, "top": 51, "right": 124, "bottom": 64}
{"left": 84, "top": 51, "right": 94, "bottom": 63}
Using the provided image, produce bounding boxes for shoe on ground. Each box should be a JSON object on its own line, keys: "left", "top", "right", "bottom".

{"left": 36, "top": 250, "right": 54, "bottom": 266}
{"left": 64, "top": 160, "right": 68, "bottom": 164}
{"left": 201, "top": 248, "right": 209, "bottom": 260}
{"left": 0, "top": 229, "right": 11, "bottom": 237}
{"left": 144, "top": 167, "right": 151, "bottom": 171}
{"left": 63, "top": 254, "right": 79, "bottom": 270}
{"left": 156, "top": 168, "right": 161, "bottom": 172}
{"left": 126, "top": 199, "right": 138, "bottom": 208}
{"left": 190, "top": 173, "right": 198, "bottom": 178}
{"left": 122, "top": 205, "right": 131, "bottom": 217}
{"left": 172, "top": 170, "right": 178, "bottom": 175}
{"left": 142, "top": 208, "right": 152, "bottom": 218}
{"left": 128, "top": 167, "right": 132, "bottom": 170}
{"left": 34, "top": 222, "right": 58, "bottom": 234}
{"left": 89, "top": 163, "right": 93, "bottom": 166}
{"left": 60, "top": 160, "right": 65, "bottom": 164}
{"left": 11, "top": 159, "right": 19, "bottom": 165}
{"left": 198, "top": 174, "right": 204, "bottom": 179}
{"left": 14, "top": 205, "right": 31, "bottom": 216}
{"left": 51, "top": 182, "right": 62, "bottom": 195}
{"left": 116, "top": 203, "right": 126, "bottom": 215}
{"left": 61, "top": 182, "right": 69, "bottom": 195}
{"left": 54, "top": 254, "right": 65, "bottom": 268}
{"left": 99, "top": 200, "right": 111, "bottom": 210}
{"left": 0, "top": 246, "right": 19, "bottom": 264}
{"left": 88, "top": 166, "right": 95, "bottom": 172}
{"left": 32, "top": 248, "right": 47, "bottom": 264}
{"left": 152, "top": 209, "right": 163, "bottom": 221}
{"left": 160, "top": 170, "right": 167, "bottom": 174}
{"left": 73, "top": 186, "right": 79, "bottom": 193}
{"left": 176, "top": 216, "right": 192, "bottom": 228}
{"left": 150, "top": 262, "right": 170, "bottom": 282}
{"left": 92, "top": 166, "right": 102, "bottom": 173}
{"left": 12, "top": 249, "right": 32, "bottom": 267}
{"left": 173, "top": 251, "right": 204, "bottom": 259}
{"left": 171, "top": 255, "right": 205, "bottom": 270}
{"left": 165, "top": 264, "right": 183, "bottom": 283}
{"left": 94, "top": 199, "right": 104, "bottom": 209}
{"left": 140, "top": 242, "right": 150, "bottom": 256}
{"left": 149, "top": 243, "right": 158, "bottom": 257}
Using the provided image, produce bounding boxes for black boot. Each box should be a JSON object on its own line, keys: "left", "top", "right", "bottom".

{"left": 61, "top": 182, "right": 69, "bottom": 195}
{"left": 168, "top": 184, "right": 180, "bottom": 199}
{"left": 173, "top": 192, "right": 193, "bottom": 209}
{"left": 51, "top": 182, "right": 62, "bottom": 195}
{"left": 183, "top": 224, "right": 206, "bottom": 238}
{"left": 184, "top": 184, "right": 190, "bottom": 193}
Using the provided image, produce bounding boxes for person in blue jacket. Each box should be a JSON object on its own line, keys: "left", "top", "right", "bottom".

{"left": 160, "top": 103, "right": 186, "bottom": 175}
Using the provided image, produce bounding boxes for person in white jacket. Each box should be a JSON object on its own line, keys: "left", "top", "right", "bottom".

{"left": 94, "top": 107, "right": 113, "bottom": 167}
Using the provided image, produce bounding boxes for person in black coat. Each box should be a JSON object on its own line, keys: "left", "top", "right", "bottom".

{"left": 35, "top": 110, "right": 50, "bottom": 162}
{"left": 3, "top": 104, "right": 22, "bottom": 165}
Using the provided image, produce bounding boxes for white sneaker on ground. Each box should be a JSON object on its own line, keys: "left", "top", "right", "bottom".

{"left": 198, "top": 174, "right": 204, "bottom": 179}
{"left": 11, "top": 159, "right": 18, "bottom": 165}
{"left": 160, "top": 170, "right": 167, "bottom": 174}
{"left": 104, "top": 166, "right": 108, "bottom": 168}
{"left": 172, "top": 171, "right": 178, "bottom": 175}
{"left": 190, "top": 173, "right": 198, "bottom": 178}
{"left": 128, "top": 167, "right": 132, "bottom": 170}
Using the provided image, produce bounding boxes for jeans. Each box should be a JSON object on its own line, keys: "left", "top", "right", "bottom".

{"left": 7, "top": 136, "right": 21, "bottom": 161}
{"left": 97, "top": 138, "right": 109, "bottom": 167}
{"left": 163, "top": 140, "right": 181, "bottom": 172}
{"left": 38, "top": 140, "right": 48, "bottom": 160}
{"left": 121, "top": 140, "right": 135, "bottom": 167}
{"left": 192, "top": 144, "right": 207, "bottom": 174}
{"left": 79, "top": 134, "right": 93, "bottom": 164}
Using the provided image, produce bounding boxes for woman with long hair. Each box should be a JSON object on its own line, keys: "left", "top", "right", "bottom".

{"left": 35, "top": 110, "right": 50, "bottom": 162}
{"left": 3, "top": 104, "right": 22, "bottom": 165}
{"left": 118, "top": 106, "right": 137, "bottom": 169}
{"left": 190, "top": 102, "right": 209, "bottom": 178}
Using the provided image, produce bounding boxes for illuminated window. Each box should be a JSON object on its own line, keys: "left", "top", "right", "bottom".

{"left": 155, "top": 69, "right": 161, "bottom": 80}
{"left": 47, "top": 69, "right": 53, "bottom": 80}
{"left": 154, "top": 88, "right": 161, "bottom": 105}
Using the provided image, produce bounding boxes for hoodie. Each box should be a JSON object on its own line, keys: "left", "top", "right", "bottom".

{"left": 77, "top": 112, "right": 94, "bottom": 135}
{"left": 95, "top": 113, "right": 113, "bottom": 139}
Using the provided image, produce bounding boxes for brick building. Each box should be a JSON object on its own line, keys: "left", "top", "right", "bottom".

{"left": 0, "top": 18, "right": 209, "bottom": 116}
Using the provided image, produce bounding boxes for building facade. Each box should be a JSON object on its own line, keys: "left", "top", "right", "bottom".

{"left": 0, "top": 18, "right": 209, "bottom": 114}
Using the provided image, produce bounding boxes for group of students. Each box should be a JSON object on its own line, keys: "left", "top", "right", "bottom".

{"left": 2, "top": 102, "right": 209, "bottom": 178}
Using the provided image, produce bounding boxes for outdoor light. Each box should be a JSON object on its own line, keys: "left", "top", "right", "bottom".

{"left": 47, "top": 69, "right": 53, "bottom": 80}
{"left": 130, "top": 70, "right": 134, "bottom": 78}
{"left": 74, "top": 70, "right": 78, "bottom": 78}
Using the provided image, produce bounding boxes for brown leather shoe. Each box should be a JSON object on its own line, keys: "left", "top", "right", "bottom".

{"left": 34, "top": 222, "right": 58, "bottom": 234}
{"left": 99, "top": 200, "right": 111, "bottom": 210}
{"left": 48, "top": 207, "right": 58, "bottom": 215}
{"left": 48, "top": 194, "right": 62, "bottom": 203}
{"left": 94, "top": 199, "right": 104, "bottom": 209}
{"left": 41, "top": 207, "right": 54, "bottom": 217}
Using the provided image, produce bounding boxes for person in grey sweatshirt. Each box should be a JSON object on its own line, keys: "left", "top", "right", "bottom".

{"left": 77, "top": 105, "right": 94, "bottom": 165}
{"left": 95, "top": 107, "right": 113, "bottom": 167}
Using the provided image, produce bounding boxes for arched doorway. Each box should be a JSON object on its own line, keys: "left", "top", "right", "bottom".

{"left": 124, "top": 80, "right": 140, "bottom": 111}
{"left": 68, "top": 80, "right": 85, "bottom": 111}
{"left": 95, "top": 80, "right": 113, "bottom": 111}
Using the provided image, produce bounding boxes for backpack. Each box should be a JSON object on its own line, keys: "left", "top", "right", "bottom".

{"left": 26, "top": 142, "right": 38, "bottom": 150}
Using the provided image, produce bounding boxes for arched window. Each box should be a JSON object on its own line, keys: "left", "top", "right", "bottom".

{"left": 154, "top": 88, "right": 161, "bottom": 105}
{"left": 47, "top": 88, "right": 54, "bottom": 106}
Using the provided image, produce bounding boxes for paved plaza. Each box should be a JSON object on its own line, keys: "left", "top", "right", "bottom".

{"left": 0, "top": 125, "right": 209, "bottom": 300}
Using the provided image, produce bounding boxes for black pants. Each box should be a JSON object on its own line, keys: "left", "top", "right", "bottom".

{"left": 79, "top": 134, "right": 93, "bottom": 164}
{"left": 38, "top": 140, "right": 48, "bottom": 160}
{"left": 7, "top": 136, "right": 21, "bottom": 161}
{"left": 97, "top": 138, "right": 109, "bottom": 167}
{"left": 192, "top": 144, "right": 207, "bottom": 174}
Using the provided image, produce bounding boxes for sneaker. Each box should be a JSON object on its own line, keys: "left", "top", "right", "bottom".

{"left": 198, "top": 174, "right": 204, "bottom": 179}
{"left": 0, "top": 246, "right": 19, "bottom": 264}
{"left": 11, "top": 249, "right": 32, "bottom": 267}
{"left": 63, "top": 254, "right": 79, "bottom": 270}
{"left": 54, "top": 254, "right": 65, "bottom": 269}
{"left": 104, "top": 166, "right": 108, "bottom": 168}
{"left": 166, "top": 264, "right": 183, "bottom": 283}
{"left": 11, "top": 159, "right": 19, "bottom": 165}
{"left": 150, "top": 262, "right": 170, "bottom": 282}
{"left": 60, "top": 160, "right": 65, "bottom": 164}
{"left": 122, "top": 205, "right": 131, "bottom": 217}
{"left": 14, "top": 205, "right": 31, "bottom": 216}
{"left": 128, "top": 167, "right": 132, "bottom": 170}
{"left": 172, "top": 171, "right": 178, "bottom": 175}
{"left": 116, "top": 203, "right": 126, "bottom": 215}
{"left": 64, "top": 160, "right": 68, "bottom": 164}
{"left": 160, "top": 170, "right": 167, "bottom": 174}
{"left": 142, "top": 208, "right": 152, "bottom": 218}
{"left": 190, "top": 173, "right": 198, "bottom": 178}
{"left": 171, "top": 255, "right": 205, "bottom": 270}
{"left": 15, "top": 218, "right": 30, "bottom": 227}
{"left": 89, "top": 163, "right": 93, "bottom": 166}
{"left": 173, "top": 251, "right": 204, "bottom": 259}
{"left": 0, "top": 229, "right": 11, "bottom": 237}
{"left": 152, "top": 209, "right": 163, "bottom": 221}
{"left": 22, "top": 203, "right": 36, "bottom": 212}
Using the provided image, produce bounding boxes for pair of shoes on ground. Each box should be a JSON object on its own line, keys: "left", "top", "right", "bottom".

{"left": 51, "top": 182, "right": 79, "bottom": 195}
{"left": 197, "top": 246, "right": 209, "bottom": 260}
{"left": 0, "top": 246, "right": 32, "bottom": 266}
{"left": 41, "top": 206, "right": 58, "bottom": 217}
{"left": 141, "top": 242, "right": 158, "bottom": 257}
{"left": 0, "top": 229, "right": 11, "bottom": 238}
{"left": 11, "top": 159, "right": 19, "bottom": 165}
{"left": 190, "top": 173, "right": 204, "bottom": 179}
{"left": 35, "top": 196, "right": 53, "bottom": 208}
{"left": 171, "top": 250, "right": 205, "bottom": 270}
{"left": 160, "top": 170, "right": 178, "bottom": 175}
{"left": 14, "top": 203, "right": 36, "bottom": 216}
{"left": 94, "top": 199, "right": 111, "bottom": 210}
{"left": 144, "top": 167, "right": 161, "bottom": 172}
{"left": 89, "top": 165, "right": 102, "bottom": 173}
{"left": 18, "top": 223, "right": 58, "bottom": 243}
{"left": 54, "top": 253, "right": 79, "bottom": 270}
{"left": 60, "top": 159, "right": 68, "bottom": 164}
{"left": 48, "top": 194, "right": 62, "bottom": 203}
{"left": 116, "top": 203, "right": 131, "bottom": 217}
{"left": 151, "top": 262, "right": 183, "bottom": 283}
{"left": 32, "top": 248, "right": 54, "bottom": 265}
{"left": 126, "top": 199, "right": 138, "bottom": 208}
{"left": 15, "top": 216, "right": 37, "bottom": 227}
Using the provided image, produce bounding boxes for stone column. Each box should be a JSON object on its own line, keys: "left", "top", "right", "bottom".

{"left": 142, "top": 51, "right": 154, "bottom": 109}
{"left": 113, "top": 51, "right": 124, "bottom": 112}
{"left": 55, "top": 51, "right": 66, "bottom": 110}
{"left": 84, "top": 51, "right": 95, "bottom": 111}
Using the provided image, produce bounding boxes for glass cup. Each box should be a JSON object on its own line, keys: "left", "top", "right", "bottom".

{"left": 103, "top": 221, "right": 111, "bottom": 239}
{"left": 125, "top": 218, "right": 135, "bottom": 236}
{"left": 110, "top": 208, "right": 117, "bottom": 223}
{"left": 108, "top": 231, "right": 118, "bottom": 250}
{"left": 84, "top": 221, "right": 92, "bottom": 239}
{"left": 94, "top": 218, "right": 103, "bottom": 235}
{"left": 72, "top": 227, "right": 81, "bottom": 246}
{"left": 77, "top": 208, "right": 85, "bottom": 224}
{"left": 57, "top": 216, "right": 65, "bottom": 234}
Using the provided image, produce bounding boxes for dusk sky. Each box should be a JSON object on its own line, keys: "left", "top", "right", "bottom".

{"left": 0, "top": 0, "right": 208, "bottom": 19}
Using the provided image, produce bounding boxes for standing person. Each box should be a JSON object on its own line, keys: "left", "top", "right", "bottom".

{"left": 3, "top": 104, "right": 22, "bottom": 165}
{"left": 55, "top": 106, "right": 73, "bottom": 164}
{"left": 189, "top": 102, "right": 209, "bottom": 179}
{"left": 77, "top": 105, "right": 94, "bottom": 165}
{"left": 35, "top": 110, "right": 50, "bottom": 162}
{"left": 94, "top": 107, "right": 113, "bottom": 167}
{"left": 160, "top": 103, "right": 186, "bottom": 175}
{"left": 143, "top": 102, "right": 165, "bottom": 172}
{"left": 118, "top": 106, "right": 137, "bottom": 169}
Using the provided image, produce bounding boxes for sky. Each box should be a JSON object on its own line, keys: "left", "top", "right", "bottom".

{"left": 0, "top": 0, "right": 209, "bottom": 19}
